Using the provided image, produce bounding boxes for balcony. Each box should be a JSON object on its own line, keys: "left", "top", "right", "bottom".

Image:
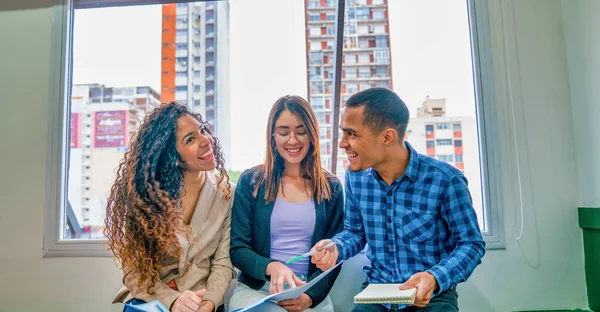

{"left": 175, "top": 49, "right": 188, "bottom": 58}
{"left": 175, "top": 63, "right": 188, "bottom": 72}
{"left": 176, "top": 21, "right": 188, "bottom": 30}
{"left": 175, "top": 91, "right": 188, "bottom": 101}
{"left": 176, "top": 6, "right": 188, "bottom": 15}
{"left": 176, "top": 36, "right": 188, "bottom": 44}
{"left": 175, "top": 76, "right": 188, "bottom": 85}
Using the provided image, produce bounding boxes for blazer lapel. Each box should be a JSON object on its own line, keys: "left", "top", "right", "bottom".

{"left": 190, "top": 172, "right": 217, "bottom": 238}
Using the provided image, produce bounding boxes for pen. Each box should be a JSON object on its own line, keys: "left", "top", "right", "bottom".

{"left": 285, "top": 242, "right": 337, "bottom": 265}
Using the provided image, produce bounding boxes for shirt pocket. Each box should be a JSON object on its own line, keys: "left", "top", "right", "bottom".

{"left": 401, "top": 209, "right": 437, "bottom": 243}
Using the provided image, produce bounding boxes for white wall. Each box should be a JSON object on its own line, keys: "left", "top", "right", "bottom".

{"left": 562, "top": 0, "right": 600, "bottom": 207}
{"left": 0, "top": 0, "right": 589, "bottom": 311}
{"left": 0, "top": 1, "right": 124, "bottom": 311}
{"left": 456, "top": 1, "right": 587, "bottom": 310}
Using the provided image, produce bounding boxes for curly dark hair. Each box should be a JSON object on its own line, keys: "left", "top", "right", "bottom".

{"left": 103, "top": 102, "right": 230, "bottom": 294}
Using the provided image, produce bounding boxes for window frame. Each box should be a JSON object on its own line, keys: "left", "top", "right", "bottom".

{"left": 466, "top": 0, "right": 505, "bottom": 248}
{"left": 45, "top": 0, "right": 503, "bottom": 257}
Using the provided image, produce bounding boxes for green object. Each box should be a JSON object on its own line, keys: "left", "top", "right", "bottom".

{"left": 578, "top": 207, "right": 600, "bottom": 312}
{"left": 285, "top": 254, "right": 306, "bottom": 265}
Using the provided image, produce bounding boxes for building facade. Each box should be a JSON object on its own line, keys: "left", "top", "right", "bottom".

{"left": 407, "top": 97, "right": 484, "bottom": 228}
{"left": 68, "top": 84, "right": 160, "bottom": 238}
{"left": 305, "top": 0, "right": 392, "bottom": 179}
{"left": 160, "top": 1, "right": 231, "bottom": 167}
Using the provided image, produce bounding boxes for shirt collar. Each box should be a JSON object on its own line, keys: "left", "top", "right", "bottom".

{"left": 369, "top": 141, "right": 419, "bottom": 183}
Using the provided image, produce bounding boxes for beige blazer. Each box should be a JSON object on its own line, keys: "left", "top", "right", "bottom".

{"left": 113, "top": 173, "right": 236, "bottom": 310}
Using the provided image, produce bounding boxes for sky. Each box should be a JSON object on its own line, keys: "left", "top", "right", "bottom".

{"left": 72, "top": 0, "right": 476, "bottom": 171}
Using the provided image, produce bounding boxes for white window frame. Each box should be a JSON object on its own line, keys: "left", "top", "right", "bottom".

{"left": 45, "top": 0, "right": 503, "bottom": 258}
{"left": 467, "top": 0, "right": 505, "bottom": 249}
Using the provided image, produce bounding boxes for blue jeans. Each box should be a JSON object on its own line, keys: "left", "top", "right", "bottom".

{"left": 351, "top": 281, "right": 459, "bottom": 312}
{"left": 123, "top": 298, "right": 225, "bottom": 312}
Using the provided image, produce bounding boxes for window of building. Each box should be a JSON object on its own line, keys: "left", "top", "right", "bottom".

{"left": 436, "top": 123, "right": 450, "bottom": 130}
{"left": 437, "top": 154, "right": 454, "bottom": 162}
{"left": 436, "top": 139, "right": 452, "bottom": 146}
{"left": 47, "top": 0, "right": 502, "bottom": 256}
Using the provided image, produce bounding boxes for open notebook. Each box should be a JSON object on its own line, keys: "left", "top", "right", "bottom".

{"left": 353, "top": 284, "right": 417, "bottom": 305}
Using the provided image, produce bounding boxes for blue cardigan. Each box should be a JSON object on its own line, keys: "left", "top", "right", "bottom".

{"left": 229, "top": 167, "right": 345, "bottom": 307}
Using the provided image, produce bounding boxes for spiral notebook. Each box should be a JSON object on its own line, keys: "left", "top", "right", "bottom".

{"left": 353, "top": 284, "right": 417, "bottom": 304}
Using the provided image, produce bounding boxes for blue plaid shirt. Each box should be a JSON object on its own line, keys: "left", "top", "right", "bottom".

{"left": 332, "top": 142, "right": 485, "bottom": 308}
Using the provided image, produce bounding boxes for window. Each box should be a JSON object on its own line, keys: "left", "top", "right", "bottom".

{"left": 47, "top": 0, "right": 502, "bottom": 256}
{"left": 375, "top": 36, "right": 388, "bottom": 48}
{"left": 373, "top": 10, "right": 385, "bottom": 21}
{"left": 436, "top": 123, "right": 450, "bottom": 130}
{"left": 437, "top": 154, "right": 454, "bottom": 162}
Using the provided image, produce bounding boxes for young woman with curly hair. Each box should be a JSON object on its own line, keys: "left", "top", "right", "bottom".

{"left": 227, "top": 96, "right": 344, "bottom": 312}
{"left": 106, "top": 102, "right": 235, "bottom": 312}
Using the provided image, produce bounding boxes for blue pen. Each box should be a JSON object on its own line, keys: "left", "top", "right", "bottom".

{"left": 285, "top": 242, "right": 336, "bottom": 265}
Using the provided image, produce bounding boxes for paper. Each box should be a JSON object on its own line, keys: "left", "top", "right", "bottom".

{"left": 354, "top": 284, "right": 416, "bottom": 304}
{"left": 231, "top": 261, "right": 343, "bottom": 312}
{"left": 124, "top": 300, "right": 169, "bottom": 312}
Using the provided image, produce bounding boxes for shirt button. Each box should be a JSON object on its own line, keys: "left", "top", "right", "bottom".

{"left": 393, "top": 269, "right": 398, "bottom": 274}
{"left": 387, "top": 191, "right": 392, "bottom": 196}
{"left": 389, "top": 244, "right": 394, "bottom": 249}
{"left": 387, "top": 217, "right": 392, "bottom": 223}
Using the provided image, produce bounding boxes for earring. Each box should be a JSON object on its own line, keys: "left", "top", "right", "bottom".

{"left": 175, "top": 160, "right": 180, "bottom": 166}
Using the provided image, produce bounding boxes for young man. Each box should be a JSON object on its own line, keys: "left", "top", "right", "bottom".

{"left": 311, "top": 88, "right": 485, "bottom": 312}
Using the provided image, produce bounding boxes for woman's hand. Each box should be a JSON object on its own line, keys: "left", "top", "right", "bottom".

{"left": 198, "top": 300, "right": 215, "bottom": 312}
{"left": 266, "top": 262, "right": 306, "bottom": 294}
{"left": 171, "top": 289, "right": 206, "bottom": 312}
{"left": 278, "top": 293, "right": 313, "bottom": 312}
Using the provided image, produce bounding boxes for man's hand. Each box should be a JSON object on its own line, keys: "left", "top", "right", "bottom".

{"left": 171, "top": 289, "right": 206, "bottom": 312}
{"left": 310, "top": 239, "right": 338, "bottom": 271}
{"left": 398, "top": 272, "right": 438, "bottom": 307}
{"left": 278, "top": 293, "right": 313, "bottom": 312}
{"left": 266, "top": 262, "right": 306, "bottom": 294}
{"left": 198, "top": 300, "right": 215, "bottom": 312}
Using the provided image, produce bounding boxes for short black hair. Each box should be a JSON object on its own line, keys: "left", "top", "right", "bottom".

{"left": 345, "top": 87, "right": 410, "bottom": 138}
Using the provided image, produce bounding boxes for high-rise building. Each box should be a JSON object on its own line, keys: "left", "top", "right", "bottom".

{"left": 160, "top": 2, "right": 231, "bottom": 167}
{"left": 68, "top": 84, "right": 160, "bottom": 238}
{"left": 406, "top": 97, "right": 484, "bottom": 226}
{"left": 305, "top": 0, "right": 392, "bottom": 179}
